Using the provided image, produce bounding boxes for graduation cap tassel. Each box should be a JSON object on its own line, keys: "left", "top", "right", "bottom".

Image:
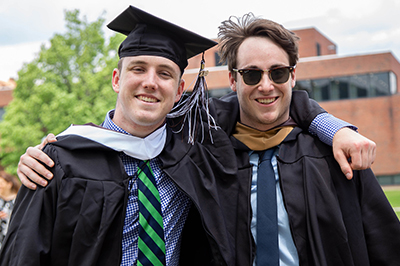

{"left": 167, "top": 53, "right": 219, "bottom": 144}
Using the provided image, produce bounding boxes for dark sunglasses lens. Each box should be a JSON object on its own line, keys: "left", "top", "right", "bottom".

{"left": 242, "top": 70, "right": 262, "bottom": 85}
{"left": 270, "top": 68, "right": 290, "bottom": 84}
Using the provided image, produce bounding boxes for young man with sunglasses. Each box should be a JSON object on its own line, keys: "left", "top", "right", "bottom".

{"left": 200, "top": 13, "right": 399, "bottom": 265}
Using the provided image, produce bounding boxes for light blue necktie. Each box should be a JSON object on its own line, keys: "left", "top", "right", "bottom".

{"left": 257, "top": 148, "right": 279, "bottom": 266}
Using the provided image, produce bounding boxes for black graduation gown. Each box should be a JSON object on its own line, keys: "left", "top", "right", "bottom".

{"left": 0, "top": 135, "right": 129, "bottom": 266}
{"left": 211, "top": 90, "right": 400, "bottom": 266}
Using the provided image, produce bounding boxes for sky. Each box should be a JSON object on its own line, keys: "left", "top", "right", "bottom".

{"left": 1, "top": 0, "right": 400, "bottom": 81}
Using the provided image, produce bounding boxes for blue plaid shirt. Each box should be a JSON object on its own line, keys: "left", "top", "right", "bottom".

{"left": 102, "top": 110, "right": 191, "bottom": 266}
{"left": 309, "top": 112, "right": 357, "bottom": 145}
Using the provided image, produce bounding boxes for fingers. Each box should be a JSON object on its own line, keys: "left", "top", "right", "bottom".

{"left": 37, "top": 133, "right": 57, "bottom": 150}
{"left": 333, "top": 150, "right": 353, "bottom": 180}
{"left": 25, "top": 146, "right": 55, "bottom": 168}
{"left": 332, "top": 128, "right": 376, "bottom": 176}
{"left": 17, "top": 146, "right": 55, "bottom": 190}
{"left": 17, "top": 161, "right": 45, "bottom": 190}
{"left": 348, "top": 139, "right": 376, "bottom": 170}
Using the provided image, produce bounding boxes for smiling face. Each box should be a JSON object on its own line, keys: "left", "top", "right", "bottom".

{"left": 112, "top": 55, "right": 185, "bottom": 137}
{"left": 230, "top": 36, "right": 296, "bottom": 131}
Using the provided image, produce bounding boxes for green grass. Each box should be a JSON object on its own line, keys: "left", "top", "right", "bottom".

{"left": 383, "top": 188, "right": 400, "bottom": 219}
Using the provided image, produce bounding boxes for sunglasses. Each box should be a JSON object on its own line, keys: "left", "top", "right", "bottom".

{"left": 232, "top": 66, "right": 296, "bottom": 85}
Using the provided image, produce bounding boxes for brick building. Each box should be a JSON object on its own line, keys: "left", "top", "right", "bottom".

{"left": 183, "top": 27, "right": 400, "bottom": 185}
{"left": 0, "top": 78, "right": 16, "bottom": 120}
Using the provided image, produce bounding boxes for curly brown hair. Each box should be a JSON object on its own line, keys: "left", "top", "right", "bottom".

{"left": 218, "top": 13, "right": 299, "bottom": 77}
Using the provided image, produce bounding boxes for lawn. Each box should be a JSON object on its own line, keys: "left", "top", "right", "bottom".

{"left": 383, "top": 187, "right": 400, "bottom": 219}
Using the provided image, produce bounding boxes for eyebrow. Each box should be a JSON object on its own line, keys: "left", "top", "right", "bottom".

{"left": 240, "top": 63, "right": 288, "bottom": 70}
{"left": 124, "top": 59, "right": 147, "bottom": 68}
{"left": 126, "top": 59, "right": 179, "bottom": 75}
{"left": 128, "top": 59, "right": 174, "bottom": 69}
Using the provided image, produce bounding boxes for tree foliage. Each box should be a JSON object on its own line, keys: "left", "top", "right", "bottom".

{"left": 0, "top": 9, "right": 125, "bottom": 175}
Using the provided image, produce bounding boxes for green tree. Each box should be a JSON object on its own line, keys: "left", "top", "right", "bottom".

{"left": 0, "top": 9, "right": 124, "bottom": 175}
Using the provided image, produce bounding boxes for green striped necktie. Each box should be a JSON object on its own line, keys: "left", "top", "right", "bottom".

{"left": 137, "top": 160, "right": 166, "bottom": 266}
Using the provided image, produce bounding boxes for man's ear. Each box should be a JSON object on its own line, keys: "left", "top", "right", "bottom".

{"left": 112, "top": 68, "right": 120, "bottom": 93}
{"left": 229, "top": 71, "right": 237, "bottom": 92}
{"left": 175, "top": 79, "right": 185, "bottom": 102}
{"left": 291, "top": 68, "right": 296, "bottom": 88}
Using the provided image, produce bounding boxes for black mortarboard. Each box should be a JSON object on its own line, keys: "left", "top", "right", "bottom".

{"left": 107, "top": 5, "right": 217, "bottom": 73}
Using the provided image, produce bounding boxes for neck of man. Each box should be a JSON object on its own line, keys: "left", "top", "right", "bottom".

{"left": 117, "top": 120, "right": 166, "bottom": 138}
{"left": 112, "top": 113, "right": 166, "bottom": 138}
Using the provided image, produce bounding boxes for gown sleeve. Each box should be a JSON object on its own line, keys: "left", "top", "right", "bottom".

{"left": 357, "top": 169, "right": 400, "bottom": 265}
{"left": 0, "top": 145, "right": 61, "bottom": 266}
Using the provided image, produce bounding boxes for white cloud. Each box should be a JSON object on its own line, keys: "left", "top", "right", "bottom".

{"left": 0, "top": 41, "right": 44, "bottom": 81}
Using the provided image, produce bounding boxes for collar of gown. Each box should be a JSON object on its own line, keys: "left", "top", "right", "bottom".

{"left": 57, "top": 124, "right": 166, "bottom": 160}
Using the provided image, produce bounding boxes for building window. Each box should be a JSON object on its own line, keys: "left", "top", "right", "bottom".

{"left": 350, "top": 74, "right": 369, "bottom": 99}
{"left": 294, "top": 71, "right": 395, "bottom": 101}
{"left": 370, "top": 72, "right": 391, "bottom": 96}
{"left": 295, "top": 79, "right": 312, "bottom": 97}
{"left": 184, "top": 87, "right": 232, "bottom": 99}
{"left": 0, "top": 107, "right": 5, "bottom": 121}
{"left": 390, "top": 72, "right": 397, "bottom": 95}
{"left": 316, "top": 43, "right": 321, "bottom": 56}
{"left": 376, "top": 173, "right": 400, "bottom": 186}
{"left": 320, "top": 80, "right": 330, "bottom": 100}
{"left": 208, "top": 88, "right": 231, "bottom": 98}
{"left": 309, "top": 79, "right": 330, "bottom": 101}
{"left": 338, "top": 78, "right": 349, "bottom": 99}
{"left": 214, "top": 52, "right": 227, "bottom": 66}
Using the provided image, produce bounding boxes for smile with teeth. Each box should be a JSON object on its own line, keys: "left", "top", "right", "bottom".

{"left": 256, "top": 97, "right": 277, "bottom": 104}
{"left": 137, "top": 95, "right": 158, "bottom": 103}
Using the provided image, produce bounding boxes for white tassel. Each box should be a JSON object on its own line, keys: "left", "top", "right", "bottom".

{"left": 167, "top": 54, "right": 219, "bottom": 144}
